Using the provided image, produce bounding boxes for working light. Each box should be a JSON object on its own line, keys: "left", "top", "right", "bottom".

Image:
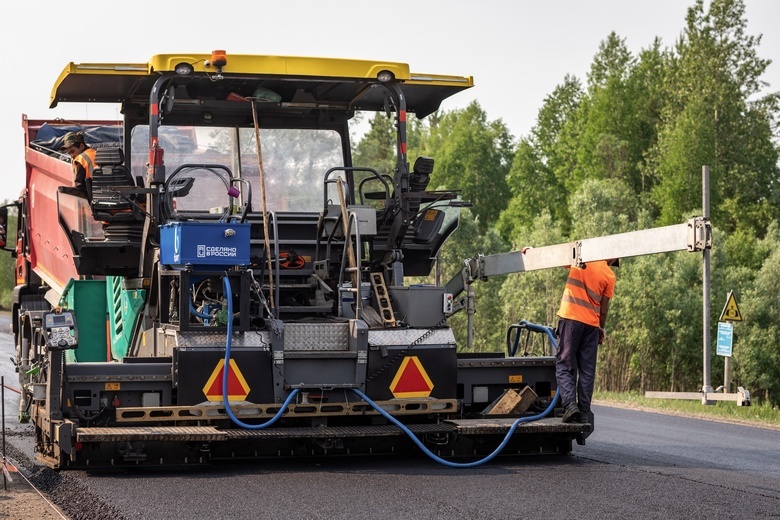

{"left": 377, "top": 70, "right": 394, "bottom": 82}
{"left": 175, "top": 62, "right": 194, "bottom": 75}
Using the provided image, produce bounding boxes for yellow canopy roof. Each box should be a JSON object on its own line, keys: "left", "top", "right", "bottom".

{"left": 49, "top": 52, "right": 473, "bottom": 118}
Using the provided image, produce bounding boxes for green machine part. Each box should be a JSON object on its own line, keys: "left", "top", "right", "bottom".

{"left": 106, "top": 276, "right": 146, "bottom": 361}
{"left": 63, "top": 279, "right": 108, "bottom": 363}
{"left": 61, "top": 277, "right": 146, "bottom": 362}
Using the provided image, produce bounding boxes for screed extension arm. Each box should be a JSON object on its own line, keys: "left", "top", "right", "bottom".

{"left": 445, "top": 217, "right": 711, "bottom": 299}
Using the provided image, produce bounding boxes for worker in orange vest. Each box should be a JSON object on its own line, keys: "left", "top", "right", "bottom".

{"left": 60, "top": 131, "right": 96, "bottom": 191}
{"left": 555, "top": 258, "right": 618, "bottom": 423}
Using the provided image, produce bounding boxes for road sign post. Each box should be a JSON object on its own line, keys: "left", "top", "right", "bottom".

{"left": 645, "top": 169, "right": 747, "bottom": 406}
{"left": 702, "top": 166, "right": 713, "bottom": 403}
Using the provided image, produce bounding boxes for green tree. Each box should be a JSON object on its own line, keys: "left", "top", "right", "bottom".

{"left": 572, "top": 33, "right": 636, "bottom": 188}
{"left": 730, "top": 222, "right": 780, "bottom": 403}
{"left": 605, "top": 248, "right": 705, "bottom": 393}
{"left": 499, "top": 211, "right": 568, "bottom": 334}
{"left": 497, "top": 75, "right": 581, "bottom": 242}
{"left": 649, "top": 0, "right": 780, "bottom": 233}
{"left": 568, "top": 178, "right": 639, "bottom": 238}
{"left": 578, "top": 34, "right": 669, "bottom": 199}
{"left": 423, "top": 102, "right": 513, "bottom": 232}
{"left": 352, "top": 112, "right": 396, "bottom": 176}
{"left": 0, "top": 203, "right": 17, "bottom": 310}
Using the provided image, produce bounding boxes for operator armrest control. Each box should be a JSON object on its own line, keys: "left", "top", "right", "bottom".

{"left": 44, "top": 310, "right": 78, "bottom": 350}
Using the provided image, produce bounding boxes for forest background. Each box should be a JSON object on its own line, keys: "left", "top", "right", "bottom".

{"left": 1, "top": 0, "right": 778, "bottom": 406}
{"left": 351, "top": 0, "right": 780, "bottom": 407}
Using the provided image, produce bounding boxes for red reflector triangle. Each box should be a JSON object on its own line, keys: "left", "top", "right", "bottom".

{"left": 394, "top": 358, "right": 431, "bottom": 394}
{"left": 203, "top": 359, "right": 250, "bottom": 400}
{"left": 206, "top": 368, "right": 243, "bottom": 397}
{"left": 389, "top": 357, "right": 433, "bottom": 398}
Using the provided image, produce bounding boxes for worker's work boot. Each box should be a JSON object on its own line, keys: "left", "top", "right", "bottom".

{"left": 576, "top": 409, "right": 590, "bottom": 424}
{"left": 561, "top": 402, "right": 580, "bottom": 423}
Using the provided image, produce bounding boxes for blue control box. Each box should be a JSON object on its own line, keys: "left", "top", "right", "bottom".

{"left": 160, "top": 222, "right": 250, "bottom": 270}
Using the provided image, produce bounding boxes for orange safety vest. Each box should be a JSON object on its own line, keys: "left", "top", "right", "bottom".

{"left": 557, "top": 261, "right": 616, "bottom": 327}
{"left": 72, "top": 148, "right": 97, "bottom": 180}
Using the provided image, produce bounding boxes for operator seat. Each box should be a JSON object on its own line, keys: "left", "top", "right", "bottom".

{"left": 373, "top": 156, "right": 437, "bottom": 245}
{"left": 87, "top": 148, "right": 139, "bottom": 223}
{"left": 67, "top": 147, "right": 143, "bottom": 276}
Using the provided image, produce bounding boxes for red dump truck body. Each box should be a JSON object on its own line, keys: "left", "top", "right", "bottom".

{"left": 19, "top": 116, "right": 121, "bottom": 295}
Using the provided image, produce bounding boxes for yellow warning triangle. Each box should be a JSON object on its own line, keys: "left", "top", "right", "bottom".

{"left": 719, "top": 290, "right": 742, "bottom": 322}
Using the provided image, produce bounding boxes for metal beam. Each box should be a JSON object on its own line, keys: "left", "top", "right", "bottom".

{"left": 644, "top": 389, "right": 751, "bottom": 406}
{"left": 480, "top": 219, "right": 709, "bottom": 280}
{"left": 443, "top": 217, "right": 711, "bottom": 303}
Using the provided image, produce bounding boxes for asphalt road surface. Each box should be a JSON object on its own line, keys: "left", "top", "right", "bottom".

{"left": 1, "top": 318, "right": 779, "bottom": 520}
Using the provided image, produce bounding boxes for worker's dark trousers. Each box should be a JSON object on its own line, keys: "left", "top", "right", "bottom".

{"left": 555, "top": 318, "right": 600, "bottom": 412}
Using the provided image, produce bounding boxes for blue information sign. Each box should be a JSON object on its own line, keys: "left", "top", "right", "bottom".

{"left": 717, "top": 321, "right": 733, "bottom": 357}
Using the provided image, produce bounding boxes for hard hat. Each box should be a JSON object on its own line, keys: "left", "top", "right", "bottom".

{"left": 60, "top": 132, "right": 85, "bottom": 150}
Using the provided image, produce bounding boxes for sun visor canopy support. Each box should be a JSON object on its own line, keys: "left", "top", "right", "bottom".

{"left": 148, "top": 74, "right": 174, "bottom": 186}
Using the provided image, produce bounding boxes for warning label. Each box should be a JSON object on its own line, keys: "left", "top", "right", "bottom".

{"left": 719, "top": 290, "right": 743, "bottom": 322}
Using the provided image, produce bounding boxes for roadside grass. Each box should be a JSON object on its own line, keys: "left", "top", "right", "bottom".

{"left": 594, "top": 390, "right": 780, "bottom": 429}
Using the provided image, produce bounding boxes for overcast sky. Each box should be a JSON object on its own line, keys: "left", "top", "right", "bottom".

{"left": 3, "top": 0, "right": 778, "bottom": 203}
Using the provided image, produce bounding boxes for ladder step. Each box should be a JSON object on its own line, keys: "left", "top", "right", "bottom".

{"left": 370, "top": 272, "right": 396, "bottom": 326}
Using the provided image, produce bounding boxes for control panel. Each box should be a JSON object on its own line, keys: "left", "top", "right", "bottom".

{"left": 443, "top": 292, "right": 454, "bottom": 314}
{"left": 44, "top": 310, "right": 78, "bottom": 350}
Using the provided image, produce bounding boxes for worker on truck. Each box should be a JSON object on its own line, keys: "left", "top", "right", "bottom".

{"left": 556, "top": 258, "right": 618, "bottom": 423}
{"left": 60, "top": 131, "right": 96, "bottom": 191}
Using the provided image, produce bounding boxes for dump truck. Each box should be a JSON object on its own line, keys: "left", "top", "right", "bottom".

{"left": 3, "top": 51, "right": 711, "bottom": 469}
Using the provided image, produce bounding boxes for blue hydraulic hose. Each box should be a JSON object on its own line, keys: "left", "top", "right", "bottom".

{"left": 221, "top": 275, "right": 559, "bottom": 463}
{"left": 509, "top": 320, "right": 558, "bottom": 357}
{"left": 351, "top": 387, "right": 560, "bottom": 468}
{"left": 519, "top": 320, "right": 558, "bottom": 352}
{"left": 355, "top": 320, "right": 560, "bottom": 467}
{"left": 221, "top": 276, "right": 299, "bottom": 429}
{"left": 189, "top": 299, "right": 213, "bottom": 321}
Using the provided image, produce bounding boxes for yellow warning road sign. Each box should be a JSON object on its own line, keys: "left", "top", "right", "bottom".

{"left": 718, "top": 290, "right": 742, "bottom": 322}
